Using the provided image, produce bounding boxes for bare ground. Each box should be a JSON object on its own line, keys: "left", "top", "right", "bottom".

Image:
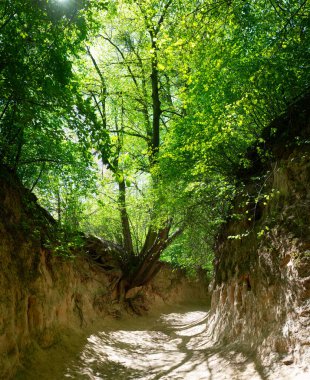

{"left": 15, "top": 304, "right": 309, "bottom": 380}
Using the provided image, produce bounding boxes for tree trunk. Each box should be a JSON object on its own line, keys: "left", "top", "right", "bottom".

{"left": 150, "top": 38, "right": 161, "bottom": 163}
{"left": 57, "top": 188, "right": 61, "bottom": 224}
{"left": 118, "top": 179, "right": 134, "bottom": 255}
{"left": 126, "top": 223, "right": 183, "bottom": 290}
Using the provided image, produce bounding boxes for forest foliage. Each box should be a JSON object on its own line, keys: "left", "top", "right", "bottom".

{"left": 0, "top": 0, "right": 309, "bottom": 283}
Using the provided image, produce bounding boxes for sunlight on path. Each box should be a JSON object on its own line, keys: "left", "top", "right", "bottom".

{"left": 63, "top": 308, "right": 269, "bottom": 380}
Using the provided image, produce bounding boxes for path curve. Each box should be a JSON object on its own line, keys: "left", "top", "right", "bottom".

{"left": 62, "top": 305, "right": 308, "bottom": 380}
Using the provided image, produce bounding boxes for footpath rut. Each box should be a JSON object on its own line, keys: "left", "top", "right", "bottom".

{"left": 17, "top": 305, "right": 308, "bottom": 380}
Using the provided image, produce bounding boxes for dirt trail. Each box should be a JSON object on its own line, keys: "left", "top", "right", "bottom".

{"left": 16, "top": 304, "right": 309, "bottom": 380}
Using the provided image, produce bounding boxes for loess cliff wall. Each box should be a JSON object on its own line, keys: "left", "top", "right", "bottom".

{"left": 209, "top": 96, "right": 310, "bottom": 370}
{"left": 0, "top": 170, "right": 123, "bottom": 379}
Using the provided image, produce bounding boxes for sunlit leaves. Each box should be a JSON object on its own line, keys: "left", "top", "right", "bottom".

{"left": 1, "top": 0, "right": 309, "bottom": 272}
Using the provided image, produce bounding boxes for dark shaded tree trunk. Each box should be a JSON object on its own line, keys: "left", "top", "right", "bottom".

{"left": 150, "top": 41, "right": 161, "bottom": 161}
{"left": 126, "top": 222, "right": 183, "bottom": 290}
{"left": 118, "top": 179, "right": 134, "bottom": 255}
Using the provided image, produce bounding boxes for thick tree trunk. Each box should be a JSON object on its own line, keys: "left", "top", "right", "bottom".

{"left": 149, "top": 36, "right": 162, "bottom": 163}
{"left": 126, "top": 223, "right": 183, "bottom": 290}
{"left": 151, "top": 54, "right": 161, "bottom": 157}
{"left": 118, "top": 179, "right": 134, "bottom": 255}
{"left": 140, "top": 227, "right": 158, "bottom": 256}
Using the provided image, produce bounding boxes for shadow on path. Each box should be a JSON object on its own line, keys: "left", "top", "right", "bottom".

{"left": 64, "top": 305, "right": 270, "bottom": 380}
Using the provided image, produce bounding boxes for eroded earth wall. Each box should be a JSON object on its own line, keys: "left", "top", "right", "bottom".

{"left": 0, "top": 170, "right": 122, "bottom": 379}
{"left": 209, "top": 96, "right": 310, "bottom": 369}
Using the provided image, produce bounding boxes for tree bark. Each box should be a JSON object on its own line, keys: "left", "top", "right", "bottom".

{"left": 118, "top": 179, "right": 134, "bottom": 255}
{"left": 127, "top": 223, "right": 183, "bottom": 290}
{"left": 149, "top": 35, "right": 161, "bottom": 163}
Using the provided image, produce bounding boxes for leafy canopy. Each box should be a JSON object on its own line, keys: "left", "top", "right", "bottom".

{"left": 1, "top": 0, "right": 309, "bottom": 274}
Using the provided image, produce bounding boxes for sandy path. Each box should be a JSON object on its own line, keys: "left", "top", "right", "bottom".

{"left": 61, "top": 305, "right": 308, "bottom": 380}
{"left": 16, "top": 304, "right": 309, "bottom": 379}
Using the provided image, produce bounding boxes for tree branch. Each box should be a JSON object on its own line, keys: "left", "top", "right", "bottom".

{"left": 100, "top": 35, "right": 140, "bottom": 91}
{"left": 155, "top": 0, "right": 174, "bottom": 35}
